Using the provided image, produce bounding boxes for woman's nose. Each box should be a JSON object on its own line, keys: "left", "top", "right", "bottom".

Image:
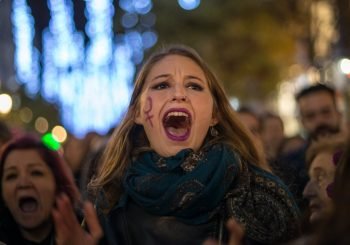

{"left": 303, "top": 180, "right": 317, "bottom": 199}
{"left": 172, "top": 85, "right": 188, "bottom": 101}
{"left": 16, "top": 175, "right": 33, "bottom": 188}
{"left": 172, "top": 94, "right": 188, "bottom": 102}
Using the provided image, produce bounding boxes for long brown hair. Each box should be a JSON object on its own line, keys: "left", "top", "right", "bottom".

{"left": 88, "top": 44, "right": 269, "bottom": 211}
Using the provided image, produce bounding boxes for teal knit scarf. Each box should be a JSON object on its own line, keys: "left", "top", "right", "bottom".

{"left": 122, "top": 143, "right": 240, "bottom": 225}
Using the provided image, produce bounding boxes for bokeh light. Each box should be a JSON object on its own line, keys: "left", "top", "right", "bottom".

{"left": 122, "top": 13, "right": 138, "bottom": 28}
{"left": 12, "top": 0, "right": 40, "bottom": 97}
{"left": 52, "top": 125, "right": 67, "bottom": 143}
{"left": 339, "top": 58, "right": 350, "bottom": 74}
{"left": 178, "top": 0, "right": 200, "bottom": 10}
{"left": 0, "top": 94, "right": 13, "bottom": 114}
{"left": 229, "top": 97, "right": 240, "bottom": 110}
{"left": 12, "top": 0, "right": 157, "bottom": 137}
{"left": 19, "top": 107, "right": 33, "bottom": 123}
{"left": 42, "top": 132, "right": 61, "bottom": 151}
{"left": 35, "top": 116, "right": 49, "bottom": 133}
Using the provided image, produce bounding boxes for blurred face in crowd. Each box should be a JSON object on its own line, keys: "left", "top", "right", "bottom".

{"left": 1, "top": 149, "right": 56, "bottom": 232}
{"left": 237, "top": 112, "right": 260, "bottom": 138}
{"left": 298, "top": 91, "right": 341, "bottom": 137}
{"left": 261, "top": 117, "right": 284, "bottom": 149}
{"left": 135, "top": 54, "right": 217, "bottom": 157}
{"left": 63, "top": 135, "right": 87, "bottom": 172}
{"left": 303, "top": 151, "right": 336, "bottom": 224}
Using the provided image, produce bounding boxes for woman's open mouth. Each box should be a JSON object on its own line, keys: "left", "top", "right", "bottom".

{"left": 163, "top": 109, "right": 191, "bottom": 141}
{"left": 18, "top": 196, "right": 39, "bottom": 213}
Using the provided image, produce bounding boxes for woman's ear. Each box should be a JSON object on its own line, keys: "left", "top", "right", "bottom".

{"left": 211, "top": 116, "right": 219, "bottom": 126}
{"left": 134, "top": 108, "right": 143, "bottom": 125}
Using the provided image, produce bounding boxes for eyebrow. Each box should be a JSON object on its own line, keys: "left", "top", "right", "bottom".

{"left": 151, "top": 74, "right": 170, "bottom": 81}
{"left": 3, "top": 162, "right": 45, "bottom": 172}
{"left": 151, "top": 74, "right": 205, "bottom": 83}
{"left": 3, "top": 166, "right": 17, "bottom": 172}
{"left": 186, "top": 75, "right": 205, "bottom": 83}
{"left": 311, "top": 166, "right": 326, "bottom": 175}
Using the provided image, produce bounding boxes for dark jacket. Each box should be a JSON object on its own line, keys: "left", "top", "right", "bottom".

{"left": 0, "top": 217, "right": 55, "bottom": 245}
{"left": 97, "top": 200, "right": 272, "bottom": 245}
{"left": 274, "top": 144, "right": 309, "bottom": 212}
{"left": 96, "top": 163, "right": 300, "bottom": 245}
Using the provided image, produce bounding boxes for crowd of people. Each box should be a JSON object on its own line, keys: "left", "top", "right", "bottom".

{"left": 0, "top": 44, "right": 349, "bottom": 245}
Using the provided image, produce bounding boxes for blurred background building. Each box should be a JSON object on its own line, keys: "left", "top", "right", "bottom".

{"left": 0, "top": 0, "right": 350, "bottom": 142}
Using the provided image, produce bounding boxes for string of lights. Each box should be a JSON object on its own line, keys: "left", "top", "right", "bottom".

{"left": 10, "top": 0, "right": 200, "bottom": 138}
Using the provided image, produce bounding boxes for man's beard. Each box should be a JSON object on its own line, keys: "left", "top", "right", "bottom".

{"left": 309, "top": 124, "right": 340, "bottom": 140}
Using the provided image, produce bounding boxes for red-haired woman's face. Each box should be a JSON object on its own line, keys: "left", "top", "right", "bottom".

{"left": 1, "top": 149, "right": 56, "bottom": 230}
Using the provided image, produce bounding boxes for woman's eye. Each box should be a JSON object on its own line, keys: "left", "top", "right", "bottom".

{"left": 152, "top": 82, "right": 169, "bottom": 90}
{"left": 4, "top": 173, "right": 17, "bottom": 181}
{"left": 31, "top": 170, "right": 44, "bottom": 177}
{"left": 187, "top": 82, "right": 203, "bottom": 91}
{"left": 316, "top": 174, "right": 325, "bottom": 185}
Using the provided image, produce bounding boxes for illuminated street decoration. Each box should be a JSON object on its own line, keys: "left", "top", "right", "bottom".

{"left": 12, "top": 0, "right": 157, "bottom": 137}
{"left": 12, "top": 0, "right": 40, "bottom": 97}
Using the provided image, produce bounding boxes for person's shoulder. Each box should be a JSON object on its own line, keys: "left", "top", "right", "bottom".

{"left": 226, "top": 162, "right": 301, "bottom": 244}
{"left": 209, "top": 143, "right": 242, "bottom": 170}
{"left": 248, "top": 163, "right": 297, "bottom": 199}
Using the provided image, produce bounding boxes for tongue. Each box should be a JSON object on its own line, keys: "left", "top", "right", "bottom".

{"left": 166, "top": 126, "right": 188, "bottom": 137}
{"left": 20, "top": 199, "right": 38, "bottom": 212}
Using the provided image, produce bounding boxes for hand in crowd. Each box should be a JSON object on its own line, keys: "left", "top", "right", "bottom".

{"left": 52, "top": 194, "right": 103, "bottom": 245}
{"left": 203, "top": 218, "right": 244, "bottom": 245}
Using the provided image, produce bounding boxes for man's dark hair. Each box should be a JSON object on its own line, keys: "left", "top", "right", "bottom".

{"left": 295, "top": 83, "right": 336, "bottom": 102}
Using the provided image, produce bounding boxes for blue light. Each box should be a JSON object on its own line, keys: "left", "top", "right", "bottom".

{"left": 119, "top": 0, "right": 134, "bottom": 12}
{"left": 142, "top": 31, "right": 158, "bottom": 49}
{"left": 125, "top": 31, "right": 144, "bottom": 64}
{"left": 134, "top": 0, "right": 152, "bottom": 14}
{"left": 12, "top": 0, "right": 40, "bottom": 98}
{"left": 12, "top": 0, "right": 157, "bottom": 137}
{"left": 178, "top": 0, "right": 201, "bottom": 11}
{"left": 121, "top": 13, "right": 139, "bottom": 28}
{"left": 134, "top": 0, "right": 151, "bottom": 9}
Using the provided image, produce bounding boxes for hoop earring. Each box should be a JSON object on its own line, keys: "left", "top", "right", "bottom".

{"left": 210, "top": 126, "right": 219, "bottom": 137}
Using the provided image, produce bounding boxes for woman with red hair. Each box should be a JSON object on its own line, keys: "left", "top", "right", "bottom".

{"left": 0, "top": 134, "right": 83, "bottom": 244}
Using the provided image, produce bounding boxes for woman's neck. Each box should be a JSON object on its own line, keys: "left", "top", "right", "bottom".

{"left": 20, "top": 221, "right": 52, "bottom": 243}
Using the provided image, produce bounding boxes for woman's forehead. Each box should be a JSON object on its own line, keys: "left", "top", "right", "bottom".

{"left": 3, "top": 149, "right": 46, "bottom": 169}
{"left": 146, "top": 55, "right": 205, "bottom": 78}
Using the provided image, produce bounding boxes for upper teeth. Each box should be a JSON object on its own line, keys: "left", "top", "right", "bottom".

{"left": 166, "top": 111, "right": 189, "bottom": 117}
